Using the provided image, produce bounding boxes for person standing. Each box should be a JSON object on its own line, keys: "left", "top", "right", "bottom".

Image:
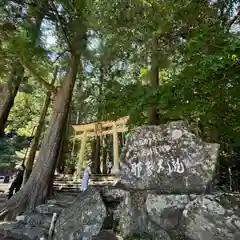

{"left": 7, "top": 164, "right": 25, "bottom": 199}
{"left": 107, "top": 161, "right": 113, "bottom": 174}
{"left": 81, "top": 160, "right": 92, "bottom": 191}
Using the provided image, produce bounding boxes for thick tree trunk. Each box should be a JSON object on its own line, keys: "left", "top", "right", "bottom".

{"left": 0, "top": 64, "right": 24, "bottom": 137}
{"left": 56, "top": 136, "right": 65, "bottom": 173}
{"left": 22, "top": 67, "right": 58, "bottom": 185}
{"left": 56, "top": 121, "right": 67, "bottom": 174}
{"left": 4, "top": 54, "right": 80, "bottom": 220}
{"left": 148, "top": 37, "right": 159, "bottom": 125}
{"left": 47, "top": 171, "right": 54, "bottom": 199}
{"left": 56, "top": 105, "right": 72, "bottom": 173}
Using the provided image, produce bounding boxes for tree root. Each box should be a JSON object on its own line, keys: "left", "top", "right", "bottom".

{"left": 0, "top": 207, "right": 8, "bottom": 220}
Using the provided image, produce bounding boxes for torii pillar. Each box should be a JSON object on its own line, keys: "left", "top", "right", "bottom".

{"left": 74, "top": 130, "right": 88, "bottom": 181}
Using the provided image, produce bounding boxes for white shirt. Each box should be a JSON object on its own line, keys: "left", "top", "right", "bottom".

{"left": 83, "top": 166, "right": 91, "bottom": 176}
{"left": 108, "top": 162, "right": 112, "bottom": 168}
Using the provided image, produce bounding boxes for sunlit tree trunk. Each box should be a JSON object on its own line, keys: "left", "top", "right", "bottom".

{"left": 22, "top": 67, "right": 58, "bottom": 185}
{"left": 0, "top": 65, "right": 24, "bottom": 136}
{"left": 4, "top": 54, "right": 80, "bottom": 220}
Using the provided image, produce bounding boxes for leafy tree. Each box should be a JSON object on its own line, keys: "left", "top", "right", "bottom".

{"left": 22, "top": 66, "right": 59, "bottom": 185}
{"left": 0, "top": 0, "right": 50, "bottom": 136}
{"left": 4, "top": 0, "right": 88, "bottom": 220}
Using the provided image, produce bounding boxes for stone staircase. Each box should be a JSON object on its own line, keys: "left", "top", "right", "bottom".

{"left": 53, "top": 174, "right": 119, "bottom": 192}
{"left": 0, "top": 175, "right": 119, "bottom": 211}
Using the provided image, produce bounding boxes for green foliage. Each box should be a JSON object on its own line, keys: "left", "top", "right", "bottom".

{"left": 6, "top": 84, "right": 52, "bottom": 136}
{"left": 0, "top": 0, "right": 240, "bottom": 190}
{"left": 160, "top": 26, "right": 240, "bottom": 145}
{"left": 0, "top": 136, "right": 29, "bottom": 167}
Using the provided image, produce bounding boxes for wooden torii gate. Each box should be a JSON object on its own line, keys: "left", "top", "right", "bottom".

{"left": 72, "top": 117, "right": 129, "bottom": 179}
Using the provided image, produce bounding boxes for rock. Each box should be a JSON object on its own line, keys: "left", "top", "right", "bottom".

{"left": 217, "top": 193, "right": 240, "bottom": 217}
{"left": 92, "top": 230, "right": 121, "bottom": 240}
{"left": 35, "top": 204, "right": 64, "bottom": 215}
{"left": 16, "top": 213, "right": 44, "bottom": 227}
{"left": 51, "top": 192, "right": 78, "bottom": 205}
{"left": 0, "top": 221, "right": 45, "bottom": 240}
{"left": 181, "top": 195, "right": 240, "bottom": 240}
{"left": 16, "top": 212, "right": 52, "bottom": 232}
{"left": 146, "top": 194, "right": 189, "bottom": 231}
{"left": 53, "top": 187, "right": 107, "bottom": 240}
{"left": 47, "top": 199, "right": 57, "bottom": 205}
{"left": 100, "top": 186, "right": 127, "bottom": 201}
{"left": 117, "top": 191, "right": 171, "bottom": 239}
{"left": 119, "top": 121, "right": 220, "bottom": 193}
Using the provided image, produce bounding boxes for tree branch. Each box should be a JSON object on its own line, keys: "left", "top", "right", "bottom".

{"left": 227, "top": 6, "right": 240, "bottom": 31}
{"left": 52, "top": 49, "right": 69, "bottom": 65}
{"left": 49, "top": 0, "right": 72, "bottom": 51}
{"left": 228, "top": 16, "right": 238, "bottom": 30}
{"left": 20, "top": 58, "right": 55, "bottom": 91}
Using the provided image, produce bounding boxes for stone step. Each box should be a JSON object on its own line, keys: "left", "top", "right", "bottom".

{"left": 54, "top": 175, "right": 118, "bottom": 181}
{"left": 53, "top": 182, "right": 115, "bottom": 188}
{"left": 54, "top": 174, "right": 116, "bottom": 178}
{"left": 0, "top": 180, "right": 118, "bottom": 194}
{"left": 53, "top": 179, "right": 117, "bottom": 185}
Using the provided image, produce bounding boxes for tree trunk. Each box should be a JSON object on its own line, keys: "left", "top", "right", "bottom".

{"left": 47, "top": 171, "right": 55, "bottom": 199}
{"left": 0, "top": 64, "right": 24, "bottom": 137}
{"left": 95, "top": 136, "right": 101, "bottom": 174}
{"left": 91, "top": 138, "right": 96, "bottom": 174}
{"left": 91, "top": 137, "right": 101, "bottom": 174}
{"left": 22, "top": 67, "right": 58, "bottom": 185}
{"left": 119, "top": 133, "right": 123, "bottom": 150}
{"left": 148, "top": 37, "right": 159, "bottom": 125}
{"left": 56, "top": 120, "right": 67, "bottom": 174}
{"left": 57, "top": 104, "right": 72, "bottom": 173}
{"left": 107, "top": 135, "right": 113, "bottom": 163}
{"left": 56, "top": 135, "right": 65, "bottom": 173}
{"left": 102, "top": 137, "right": 107, "bottom": 174}
{"left": 4, "top": 54, "right": 80, "bottom": 220}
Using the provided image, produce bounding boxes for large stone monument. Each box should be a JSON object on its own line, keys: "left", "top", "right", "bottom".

{"left": 119, "top": 121, "right": 220, "bottom": 193}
